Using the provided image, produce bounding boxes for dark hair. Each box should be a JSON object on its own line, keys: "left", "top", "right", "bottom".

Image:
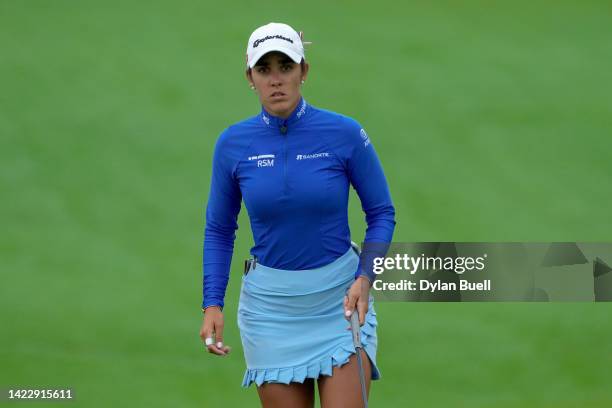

{"left": 247, "top": 56, "right": 306, "bottom": 74}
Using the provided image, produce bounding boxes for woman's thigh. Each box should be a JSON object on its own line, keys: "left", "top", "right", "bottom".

{"left": 317, "top": 350, "right": 372, "bottom": 408}
{"left": 256, "top": 378, "right": 315, "bottom": 408}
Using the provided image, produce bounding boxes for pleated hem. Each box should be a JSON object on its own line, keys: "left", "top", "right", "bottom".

{"left": 241, "top": 311, "right": 380, "bottom": 388}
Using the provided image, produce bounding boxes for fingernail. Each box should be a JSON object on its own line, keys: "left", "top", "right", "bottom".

{"left": 345, "top": 310, "right": 352, "bottom": 317}
{"left": 217, "top": 342, "right": 224, "bottom": 348}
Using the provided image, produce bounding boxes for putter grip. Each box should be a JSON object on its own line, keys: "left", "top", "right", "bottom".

{"left": 350, "top": 311, "right": 362, "bottom": 348}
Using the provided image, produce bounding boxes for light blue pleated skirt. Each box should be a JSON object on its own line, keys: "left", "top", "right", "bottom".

{"left": 237, "top": 247, "right": 380, "bottom": 388}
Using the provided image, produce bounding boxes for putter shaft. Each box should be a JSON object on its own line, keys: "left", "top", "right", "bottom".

{"left": 350, "top": 311, "right": 368, "bottom": 408}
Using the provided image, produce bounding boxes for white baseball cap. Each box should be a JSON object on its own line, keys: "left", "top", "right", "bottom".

{"left": 246, "top": 22, "right": 305, "bottom": 69}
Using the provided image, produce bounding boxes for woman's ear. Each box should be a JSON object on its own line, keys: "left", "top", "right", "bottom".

{"left": 245, "top": 68, "right": 254, "bottom": 88}
{"left": 301, "top": 62, "right": 310, "bottom": 82}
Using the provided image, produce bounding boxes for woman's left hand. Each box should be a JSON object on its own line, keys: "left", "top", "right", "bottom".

{"left": 344, "top": 275, "right": 372, "bottom": 326}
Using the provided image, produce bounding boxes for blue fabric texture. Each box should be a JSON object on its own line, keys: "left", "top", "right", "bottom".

{"left": 202, "top": 98, "right": 395, "bottom": 308}
{"left": 238, "top": 247, "right": 380, "bottom": 387}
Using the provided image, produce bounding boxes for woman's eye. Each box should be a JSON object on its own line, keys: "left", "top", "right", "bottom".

{"left": 256, "top": 67, "right": 268, "bottom": 74}
{"left": 281, "top": 64, "right": 293, "bottom": 72}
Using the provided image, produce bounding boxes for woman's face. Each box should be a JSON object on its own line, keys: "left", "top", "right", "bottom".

{"left": 247, "top": 51, "right": 309, "bottom": 119}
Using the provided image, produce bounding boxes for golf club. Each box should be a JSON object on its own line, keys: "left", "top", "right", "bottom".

{"left": 350, "top": 310, "right": 368, "bottom": 408}
{"left": 348, "top": 241, "right": 368, "bottom": 407}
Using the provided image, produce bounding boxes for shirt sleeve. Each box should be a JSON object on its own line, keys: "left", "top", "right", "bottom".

{"left": 343, "top": 118, "right": 396, "bottom": 282}
{"left": 202, "top": 130, "right": 242, "bottom": 309}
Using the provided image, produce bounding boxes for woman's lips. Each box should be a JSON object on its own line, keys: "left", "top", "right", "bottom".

{"left": 270, "top": 92, "right": 286, "bottom": 99}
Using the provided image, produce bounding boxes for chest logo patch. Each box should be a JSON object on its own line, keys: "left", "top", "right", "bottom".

{"left": 296, "top": 152, "right": 330, "bottom": 160}
{"left": 248, "top": 154, "right": 275, "bottom": 167}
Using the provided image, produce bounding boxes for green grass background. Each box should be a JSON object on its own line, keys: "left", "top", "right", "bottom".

{"left": 1, "top": 0, "right": 611, "bottom": 406}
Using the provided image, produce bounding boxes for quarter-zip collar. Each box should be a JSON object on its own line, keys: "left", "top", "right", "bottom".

{"left": 260, "top": 97, "right": 309, "bottom": 130}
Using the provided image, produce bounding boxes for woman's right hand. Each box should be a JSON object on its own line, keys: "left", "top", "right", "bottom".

{"left": 200, "top": 306, "right": 231, "bottom": 356}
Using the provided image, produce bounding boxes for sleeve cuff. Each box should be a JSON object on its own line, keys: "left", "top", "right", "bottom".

{"left": 202, "top": 304, "right": 223, "bottom": 313}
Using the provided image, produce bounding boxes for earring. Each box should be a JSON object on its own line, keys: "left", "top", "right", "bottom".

{"left": 300, "top": 80, "right": 305, "bottom": 85}
{"left": 250, "top": 84, "right": 255, "bottom": 90}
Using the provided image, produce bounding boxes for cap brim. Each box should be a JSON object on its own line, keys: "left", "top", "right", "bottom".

{"left": 248, "top": 45, "right": 302, "bottom": 68}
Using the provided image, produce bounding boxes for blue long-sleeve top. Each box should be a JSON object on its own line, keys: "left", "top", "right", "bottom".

{"left": 202, "top": 97, "right": 395, "bottom": 308}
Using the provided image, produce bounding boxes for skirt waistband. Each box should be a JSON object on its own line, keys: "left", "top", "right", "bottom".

{"left": 242, "top": 247, "right": 359, "bottom": 296}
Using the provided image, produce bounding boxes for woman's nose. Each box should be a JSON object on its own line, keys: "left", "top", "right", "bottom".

{"left": 269, "top": 70, "right": 282, "bottom": 86}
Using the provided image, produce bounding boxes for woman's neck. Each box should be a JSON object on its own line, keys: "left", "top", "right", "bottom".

{"left": 264, "top": 96, "right": 301, "bottom": 119}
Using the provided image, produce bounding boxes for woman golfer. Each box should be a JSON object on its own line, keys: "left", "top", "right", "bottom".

{"left": 199, "top": 22, "right": 395, "bottom": 407}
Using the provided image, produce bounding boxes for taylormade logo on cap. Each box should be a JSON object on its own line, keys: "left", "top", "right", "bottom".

{"left": 246, "top": 22, "right": 305, "bottom": 69}
{"left": 253, "top": 35, "right": 293, "bottom": 48}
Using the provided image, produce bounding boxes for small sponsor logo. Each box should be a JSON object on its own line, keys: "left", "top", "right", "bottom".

{"left": 253, "top": 35, "right": 294, "bottom": 48}
{"left": 360, "top": 128, "right": 370, "bottom": 147}
{"left": 257, "top": 159, "right": 274, "bottom": 167}
{"left": 262, "top": 114, "right": 270, "bottom": 125}
{"left": 296, "top": 99, "right": 307, "bottom": 119}
{"left": 248, "top": 154, "right": 275, "bottom": 161}
{"left": 296, "top": 152, "right": 330, "bottom": 160}
{"left": 248, "top": 154, "right": 275, "bottom": 167}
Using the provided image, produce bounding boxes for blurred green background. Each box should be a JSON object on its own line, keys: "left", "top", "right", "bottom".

{"left": 1, "top": 0, "right": 611, "bottom": 406}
